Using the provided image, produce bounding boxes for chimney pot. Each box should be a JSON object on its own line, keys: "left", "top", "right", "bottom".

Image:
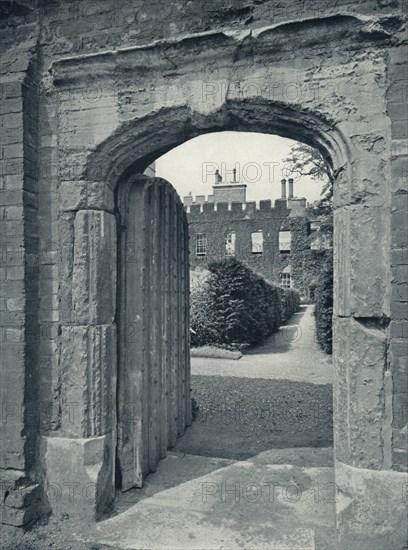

{"left": 288, "top": 178, "right": 294, "bottom": 199}
{"left": 281, "top": 178, "right": 287, "bottom": 199}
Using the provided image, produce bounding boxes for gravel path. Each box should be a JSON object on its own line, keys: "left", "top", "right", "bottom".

{"left": 191, "top": 305, "right": 333, "bottom": 385}
{"left": 178, "top": 376, "right": 333, "bottom": 459}
{"left": 176, "top": 305, "right": 333, "bottom": 459}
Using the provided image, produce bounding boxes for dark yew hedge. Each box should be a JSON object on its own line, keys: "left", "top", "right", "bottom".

{"left": 280, "top": 288, "right": 301, "bottom": 325}
{"left": 190, "top": 258, "right": 300, "bottom": 348}
{"left": 314, "top": 251, "right": 333, "bottom": 354}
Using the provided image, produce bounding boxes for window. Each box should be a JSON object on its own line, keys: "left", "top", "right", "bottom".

{"left": 279, "top": 231, "right": 291, "bottom": 254}
{"left": 280, "top": 272, "right": 291, "bottom": 289}
{"left": 226, "top": 232, "right": 236, "bottom": 256}
{"left": 251, "top": 231, "right": 263, "bottom": 254}
{"left": 310, "top": 233, "right": 332, "bottom": 250}
{"left": 310, "top": 235, "right": 321, "bottom": 250}
{"left": 195, "top": 234, "right": 207, "bottom": 256}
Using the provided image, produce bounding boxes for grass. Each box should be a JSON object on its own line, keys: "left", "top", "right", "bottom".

{"left": 190, "top": 346, "right": 243, "bottom": 360}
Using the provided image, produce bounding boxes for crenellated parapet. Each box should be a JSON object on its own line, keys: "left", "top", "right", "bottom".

{"left": 185, "top": 198, "right": 290, "bottom": 219}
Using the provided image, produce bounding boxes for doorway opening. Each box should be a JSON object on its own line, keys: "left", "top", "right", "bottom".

{"left": 112, "top": 129, "right": 335, "bottom": 517}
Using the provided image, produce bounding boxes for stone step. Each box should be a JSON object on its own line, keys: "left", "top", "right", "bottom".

{"left": 82, "top": 451, "right": 335, "bottom": 549}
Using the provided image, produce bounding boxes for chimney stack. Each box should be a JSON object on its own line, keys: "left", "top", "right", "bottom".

{"left": 215, "top": 169, "right": 222, "bottom": 184}
{"left": 288, "top": 178, "right": 294, "bottom": 199}
{"left": 281, "top": 178, "right": 287, "bottom": 199}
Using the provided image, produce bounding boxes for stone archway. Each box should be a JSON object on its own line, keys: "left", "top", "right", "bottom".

{"left": 47, "top": 98, "right": 351, "bottom": 518}
{"left": 35, "top": 15, "right": 406, "bottom": 548}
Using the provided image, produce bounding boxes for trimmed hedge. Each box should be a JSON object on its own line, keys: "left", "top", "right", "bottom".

{"left": 190, "top": 258, "right": 300, "bottom": 348}
{"left": 314, "top": 251, "right": 333, "bottom": 354}
{"left": 280, "top": 288, "right": 301, "bottom": 325}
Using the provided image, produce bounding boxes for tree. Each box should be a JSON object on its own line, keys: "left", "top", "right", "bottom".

{"left": 283, "top": 142, "right": 334, "bottom": 354}
{"left": 283, "top": 143, "right": 337, "bottom": 201}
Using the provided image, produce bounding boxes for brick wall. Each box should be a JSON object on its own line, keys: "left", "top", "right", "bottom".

{"left": 387, "top": 44, "right": 408, "bottom": 472}
{"left": 0, "top": 18, "right": 44, "bottom": 525}
{"left": 187, "top": 200, "right": 289, "bottom": 283}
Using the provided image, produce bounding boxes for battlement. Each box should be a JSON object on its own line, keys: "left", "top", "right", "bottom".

{"left": 185, "top": 198, "right": 290, "bottom": 219}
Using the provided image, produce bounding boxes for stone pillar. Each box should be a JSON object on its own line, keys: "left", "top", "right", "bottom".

{"left": 333, "top": 199, "right": 408, "bottom": 549}
{"left": 41, "top": 207, "right": 117, "bottom": 521}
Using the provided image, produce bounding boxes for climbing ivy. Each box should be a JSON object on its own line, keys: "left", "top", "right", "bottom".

{"left": 314, "top": 250, "right": 333, "bottom": 354}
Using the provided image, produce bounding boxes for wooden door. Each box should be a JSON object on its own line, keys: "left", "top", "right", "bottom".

{"left": 116, "top": 175, "right": 191, "bottom": 491}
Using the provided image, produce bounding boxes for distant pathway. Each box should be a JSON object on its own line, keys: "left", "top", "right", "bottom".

{"left": 176, "top": 305, "right": 334, "bottom": 459}
{"left": 191, "top": 305, "right": 333, "bottom": 385}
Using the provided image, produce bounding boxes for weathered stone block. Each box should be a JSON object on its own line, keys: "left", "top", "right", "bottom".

{"left": 1, "top": 505, "right": 37, "bottom": 527}
{"left": 335, "top": 459, "right": 408, "bottom": 550}
{"left": 333, "top": 316, "right": 390, "bottom": 469}
{"left": 60, "top": 324, "right": 116, "bottom": 437}
{"left": 59, "top": 181, "right": 114, "bottom": 212}
{"left": 4, "top": 483, "right": 40, "bottom": 509}
{"left": 40, "top": 432, "right": 115, "bottom": 521}
{"left": 0, "top": 423, "right": 26, "bottom": 470}
{"left": 334, "top": 206, "right": 390, "bottom": 317}
{"left": 71, "top": 210, "right": 116, "bottom": 325}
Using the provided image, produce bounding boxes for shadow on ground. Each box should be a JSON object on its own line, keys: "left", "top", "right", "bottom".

{"left": 245, "top": 306, "right": 308, "bottom": 355}
{"left": 177, "top": 376, "right": 333, "bottom": 460}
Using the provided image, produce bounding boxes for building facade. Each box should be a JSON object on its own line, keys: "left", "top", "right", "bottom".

{"left": 184, "top": 170, "right": 325, "bottom": 298}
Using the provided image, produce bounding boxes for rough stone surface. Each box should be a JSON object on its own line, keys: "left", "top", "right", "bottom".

{"left": 334, "top": 205, "right": 390, "bottom": 318}
{"left": 71, "top": 210, "right": 116, "bottom": 325}
{"left": 333, "top": 316, "right": 391, "bottom": 470}
{"left": 40, "top": 433, "right": 115, "bottom": 521}
{"left": 60, "top": 324, "right": 116, "bottom": 437}
{"left": 335, "top": 459, "right": 408, "bottom": 550}
{"left": 59, "top": 181, "right": 114, "bottom": 213}
{"left": 2, "top": 483, "right": 44, "bottom": 527}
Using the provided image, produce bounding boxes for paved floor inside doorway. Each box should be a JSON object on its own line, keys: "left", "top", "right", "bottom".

{"left": 4, "top": 306, "right": 335, "bottom": 550}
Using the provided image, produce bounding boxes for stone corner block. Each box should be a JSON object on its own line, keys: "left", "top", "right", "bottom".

{"left": 335, "top": 459, "right": 408, "bottom": 550}
{"left": 40, "top": 432, "right": 115, "bottom": 521}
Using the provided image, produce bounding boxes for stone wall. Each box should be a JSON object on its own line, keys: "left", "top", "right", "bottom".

{"left": 0, "top": 1, "right": 406, "bottom": 546}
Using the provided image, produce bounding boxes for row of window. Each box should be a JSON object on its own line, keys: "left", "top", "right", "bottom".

{"left": 195, "top": 231, "right": 292, "bottom": 256}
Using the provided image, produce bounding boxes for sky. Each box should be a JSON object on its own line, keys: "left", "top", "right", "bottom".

{"left": 155, "top": 131, "right": 325, "bottom": 205}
